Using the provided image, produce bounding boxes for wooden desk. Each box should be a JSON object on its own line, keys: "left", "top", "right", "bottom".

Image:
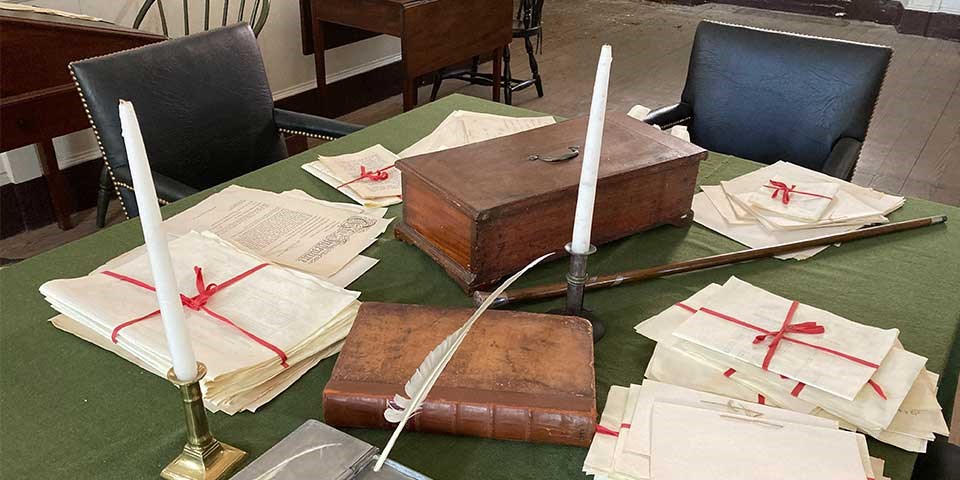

{"left": 0, "top": 10, "right": 163, "bottom": 229}
{"left": 304, "top": 0, "right": 512, "bottom": 111}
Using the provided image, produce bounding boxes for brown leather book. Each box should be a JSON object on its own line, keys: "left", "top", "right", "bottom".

{"left": 323, "top": 302, "right": 597, "bottom": 447}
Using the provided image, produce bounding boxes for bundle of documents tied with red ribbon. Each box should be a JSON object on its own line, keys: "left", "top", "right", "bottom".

{"left": 631, "top": 277, "right": 949, "bottom": 458}
{"left": 694, "top": 161, "right": 905, "bottom": 259}
{"left": 301, "top": 110, "right": 556, "bottom": 208}
{"left": 40, "top": 186, "right": 393, "bottom": 414}
{"left": 583, "top": 381, "right": 892, "bottom": 480}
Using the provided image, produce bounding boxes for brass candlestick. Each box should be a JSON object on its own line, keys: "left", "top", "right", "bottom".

{"left": 162, "top": 363, "right": 246, "bottom": 480}
{"left": 549, "top": 243, "right": 604, "bottom": 342}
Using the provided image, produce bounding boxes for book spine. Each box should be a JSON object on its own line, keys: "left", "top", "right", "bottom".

{"left": 322, "top": 391, "right": 595, "bottom": 447}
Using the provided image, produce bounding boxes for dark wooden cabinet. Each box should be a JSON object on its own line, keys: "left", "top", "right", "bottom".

{"left": 0, "top": 10, "right": 163, "bottom": 229}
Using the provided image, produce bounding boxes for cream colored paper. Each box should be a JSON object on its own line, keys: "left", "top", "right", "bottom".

{"left": 692, "top": 192, "right": 836, "bottom": 260}
{"left": 610, "top": 385, "right": 650, "bottom": 479}
{"left": 163, "top": 186, "right": 391, "bottom": 278}
{"left": 40, "top": 232, "right": 361, "bottom": 413}
{"left": 625, "top": 380, "right": 838, "bottom": 459}
{"left": 398, "top": 110, "right": 555, "bottom": 158}
{"left": 672, "top": 277, "right": 898, "bottom": 400}
{"left": 583, "top": 385, "right": 630, "bottom": 475}
{"left": 748, "top": 175, "right": 840, "bottom": 222}
{"left": 649, "top": 402, "right": 867, "bottom": 480}
{"left": 634, "top": 283, "right": 722, "bottom": 342}
{"left": 310, "top": 144, "right": 402, "bottom": 200}
{"left": 724, "top": 181, "right": 886, "bottom": 231}
{"left": 701, "top": 185, "right": 756, "bottom": 225}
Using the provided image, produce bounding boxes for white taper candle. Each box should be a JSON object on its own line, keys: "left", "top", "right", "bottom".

{"left": 118, "top": 100, "right": 198, "bottom": 381}
{"left": 571, "top": 44, "right": 613, "bottom": 254}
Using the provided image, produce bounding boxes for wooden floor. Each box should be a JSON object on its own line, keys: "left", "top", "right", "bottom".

{"left": 2, "top": 1, "right": 959, "bottom": 262}
{"left": 344, "top": 1, "right": 960, "bottom": 206}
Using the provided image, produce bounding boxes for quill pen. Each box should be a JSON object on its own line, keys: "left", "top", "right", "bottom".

{"left": 374, "top": 252, "right": 554, "bottom": 471}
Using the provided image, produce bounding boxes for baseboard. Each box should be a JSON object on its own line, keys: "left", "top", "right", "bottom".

{"left": 274, "top": 60, "right": 404, "bottom": 119}
{"left": 272, "top": 52, "right": 403, "bottom": 102}
{"left": 897, "top": 9, "right": 960, "bottom": 41}
{"left": 0, "top": 158, "right": 104, "bottom": 239}
{"left": 657, "top": 0, "right": 958, "bottom": 41}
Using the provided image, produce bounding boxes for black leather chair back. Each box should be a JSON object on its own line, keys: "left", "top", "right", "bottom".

{"left": 681, "top": 21, "right": 891, "bottom": 171}
{"left": 71, "top": 23, "right": 286, "bottom": 216}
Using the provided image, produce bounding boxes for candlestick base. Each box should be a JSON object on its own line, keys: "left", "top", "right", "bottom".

{"left": 161, "top": 440, "right": 246, "bottom": 480}
{"left": 162, "top": 363, "right": 247, "bottom": 480}
{"left": 548, "top": 243, "right": 604, "bottom": 342}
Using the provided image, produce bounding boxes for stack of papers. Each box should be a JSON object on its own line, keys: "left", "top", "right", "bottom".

{"left": 694, "top": 161, "right": 905, "bottom": 259}
{"left": 634, "top": 277, "right": 949, "bottom": 454}
{"left": 303, "top": 145, "right": 404, "bottom": 208}
{"left": 584, "top": 382, "right": 890, "bottom": 480}
{"left": 42, "top": 232, "right": 361, "bottom": 414}
{"left": 302, "top": 110, "right": 556, "bottom": 207}
{"left": 42, "top": 187, "right": 391, "bottom": 413}
{"left": 163, "top": 185, "right": 391, "bottom": 286}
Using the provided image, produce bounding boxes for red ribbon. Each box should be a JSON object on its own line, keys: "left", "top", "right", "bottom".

{"left": 763, "top": 180, "right": 834, "bottom": 205}
{"left": 757, "top": 394, "right": 766, "bottom": 405}
{"left": 675, "top": 302, "right": 697, "bottom": 313}
{"left": 699, "top": 303, "right": 880, "bottom": 372}
{"left": 594, "top": 423, "right": 631, "bottom": 437}
{"left": 336, "top": 164, "right": 396, "bottom": 189}
{"left": 595, "top": 425, "right": 619, "bottom": 437}
{"left": 102, "top": 263, "right": 289, "bottom": 368}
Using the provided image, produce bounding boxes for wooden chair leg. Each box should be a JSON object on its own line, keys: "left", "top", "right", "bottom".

{"left": 430, "top": 70, "right": 443, "bottom": 102}
{"left": 524, "top": 34, "right": 544, "bottom": 98}
{"left": 503, "top": 45, "right": 513, "bottom": 106}
{"left": 96, "top": 164, "right": 112, "bottom": 228}
{"left": 469, "top": 56, "right": 480, "bottom": 81}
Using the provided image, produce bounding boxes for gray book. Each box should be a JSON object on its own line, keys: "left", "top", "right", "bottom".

{"left": 231, "top": 420, "right": 431, "bottom": 480}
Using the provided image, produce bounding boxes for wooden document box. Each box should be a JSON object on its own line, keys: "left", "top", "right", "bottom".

{"left": 395, "top": 113, "right": 707, "bottom": 292}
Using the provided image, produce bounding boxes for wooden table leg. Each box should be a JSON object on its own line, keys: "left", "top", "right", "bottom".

{"left": 402, "top": 76, "right": 418, "bottom": 112}
{"left": 492, "top": 47, "right": 502, "bottom": 103}
{"left": 35, "top": 139, "right": 73, "bottom": 230}
{"left": 312, "top": 19, "right": 329, "bottom": 115}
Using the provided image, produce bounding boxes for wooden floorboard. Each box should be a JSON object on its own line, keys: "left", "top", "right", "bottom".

{"left": 3, "top": 1, "right": 959, "bottom": 260}
{"left": 343, "top": 2, "right": 960, "bottom": 209}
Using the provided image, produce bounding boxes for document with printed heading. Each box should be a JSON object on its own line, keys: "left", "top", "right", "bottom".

{"left": 163, "top": 185, "right": 392, "bottom": 278}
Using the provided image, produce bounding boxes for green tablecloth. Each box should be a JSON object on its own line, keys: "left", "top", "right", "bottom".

{"left": 1, "top": 94, "right": 958, "bottom": 480}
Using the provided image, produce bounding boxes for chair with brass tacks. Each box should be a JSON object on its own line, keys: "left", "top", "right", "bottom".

{"left": 92, "top": 0, "right": 274, "bottom": 226}
{"left": 642, "top": 21, "right": 891, "bottom": 181}
{"left": 73, "top": 23, "right": 363, "bottom": 222}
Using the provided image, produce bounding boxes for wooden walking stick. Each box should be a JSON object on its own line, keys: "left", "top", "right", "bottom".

{"left": 473, "top": 215, "right": 947, "bottom": 308}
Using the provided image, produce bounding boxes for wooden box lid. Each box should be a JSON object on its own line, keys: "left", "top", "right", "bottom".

{"left": 395, "top": 112, "right": 706, "bottom": 218}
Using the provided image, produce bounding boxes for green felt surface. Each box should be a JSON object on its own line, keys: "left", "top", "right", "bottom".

{"left": 1, "top": 94, "right": 958, "bottom": 480}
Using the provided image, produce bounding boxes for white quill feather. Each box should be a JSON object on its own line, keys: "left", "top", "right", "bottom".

{"left": 374, "top": 252, "right": 553, "bottom": 471}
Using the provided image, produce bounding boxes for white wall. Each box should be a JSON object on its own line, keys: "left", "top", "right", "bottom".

{"left": 0, "top": 0, "right": 400, "bottom": 186}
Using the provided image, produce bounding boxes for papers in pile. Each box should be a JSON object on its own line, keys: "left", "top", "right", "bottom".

{"left": 583, "top": 382, "right": 891, "bottom": 480}
{"left": 633, "top": 277, "right": 949, "bottom": 455}
{"left": 694, "top": 161, "right": 905, "bottom": 260}
{"left": 626, "top": 105, "right": 690, "bottom": 142}
{"left": 41, "top": 187, "right": 392, "bottom": 414}
{"left": 302, "top": 110, "right": 556, "bottom": 207}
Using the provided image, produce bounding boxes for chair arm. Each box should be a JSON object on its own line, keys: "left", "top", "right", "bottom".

{"left": 274, "top": 108, "right": 364, "bottom": 140}
{"left": 821, "top": 137, "right": 862, "bottom": 181}
{"left": 111, "top": 165, "right": 199, "bottom": 204}
{"left": 642, "top": 102, "right": 693, "bottom": 129}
